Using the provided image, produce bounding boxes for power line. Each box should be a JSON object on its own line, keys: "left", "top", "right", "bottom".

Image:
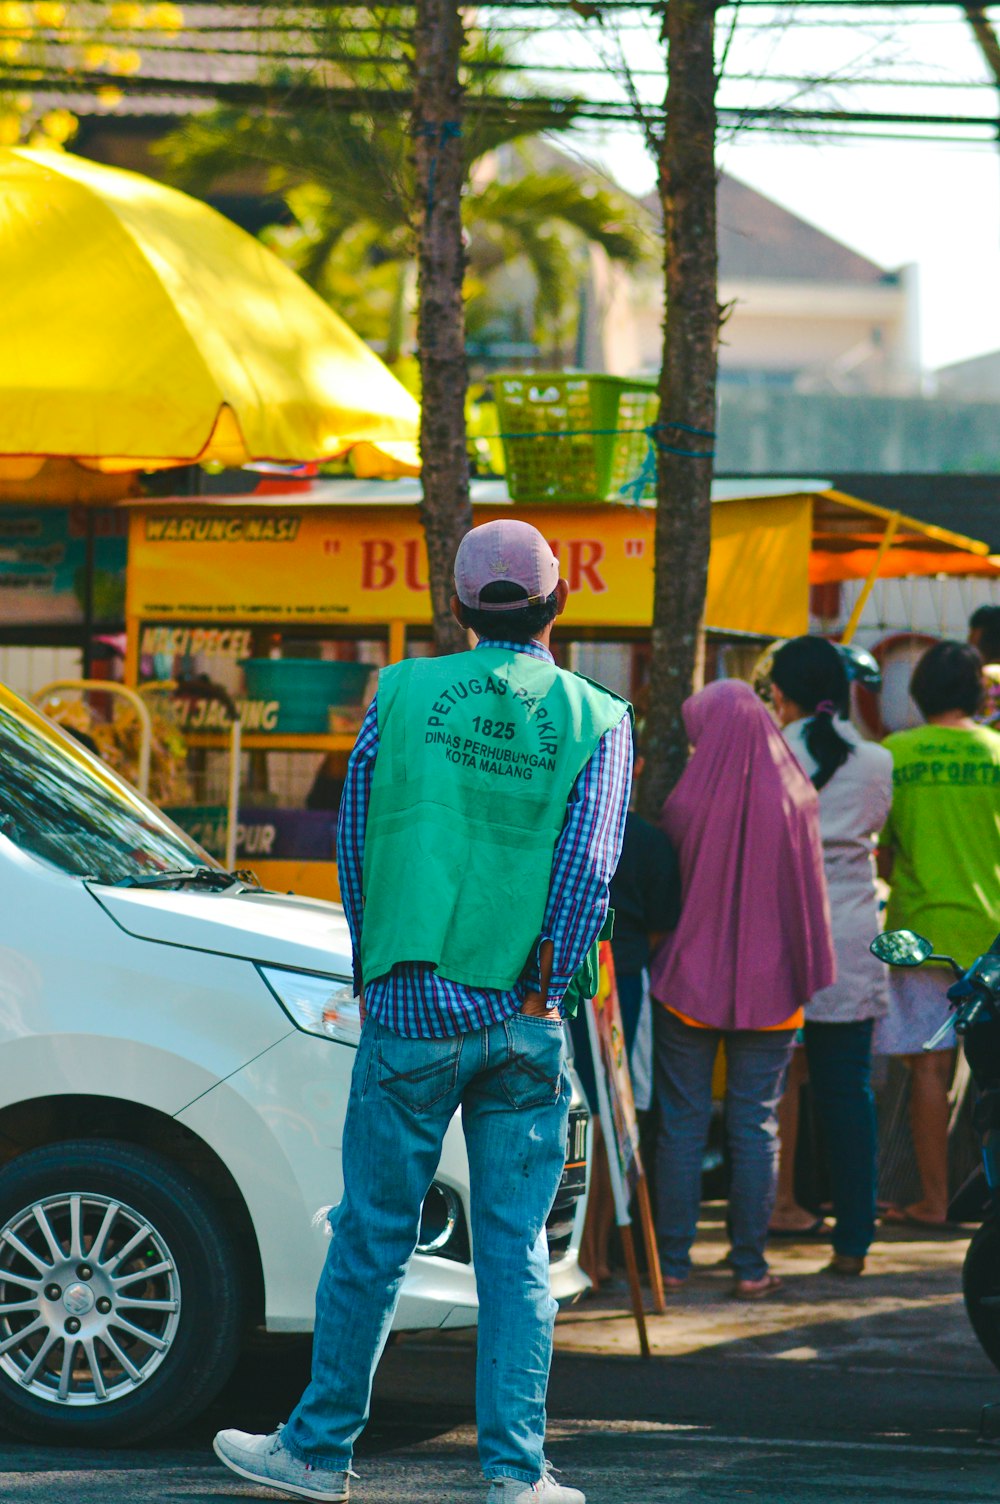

{"left": 493, "top": 0, "right": 997, "bottom": 7}
{"left": 483, "top": 0, "right": 1000, "bottom": 7}
{"left": 4, "top": 60, "right": 998, "bottom": 133}
{"left": 3, "top": 4, "right": 987, "bottom": 25}
{"left": 5, "top": 34, "right": 994, "bottom": 91}
{"left": 2, "top": 2, "right": 996, "bottom": 148}
{"left": 3, "top": 23, "right": 995, "bottom": 95}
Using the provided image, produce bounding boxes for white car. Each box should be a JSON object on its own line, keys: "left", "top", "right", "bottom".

{"left": 0, "top": 685, "right": 590, "bottom": 1444}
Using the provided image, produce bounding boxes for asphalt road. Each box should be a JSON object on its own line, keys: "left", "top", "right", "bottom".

{"left": 5, "top": 1322, "right": 1000, "bottom": 1504}
{"left": 4, "top": 1212, "right": 999, "bottom": 1504}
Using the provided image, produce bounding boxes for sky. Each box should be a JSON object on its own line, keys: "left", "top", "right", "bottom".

{"left": 509, "top": 4, "right": 1000, "bottom": 374}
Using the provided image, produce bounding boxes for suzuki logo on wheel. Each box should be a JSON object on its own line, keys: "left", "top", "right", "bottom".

{"left": 63, "top": 1283, "right": 96, "bottom": 1317}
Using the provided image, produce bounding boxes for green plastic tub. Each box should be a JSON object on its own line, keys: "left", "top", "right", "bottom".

{"left": 241, "top": 659, "right": 374, "bottom": 734}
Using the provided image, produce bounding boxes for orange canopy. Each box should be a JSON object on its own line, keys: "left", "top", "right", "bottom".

{"left": 809, "top": 489, "right": 1000, "bottom": 583}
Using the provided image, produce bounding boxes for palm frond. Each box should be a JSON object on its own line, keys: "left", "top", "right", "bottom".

{"left": 152, "top": 27, "right": 646, "bottom": 361}
{"left": 460, "top": 98, "right": 587, "bottom": 170}
{"left": 470, "top": 173, "right": 653, "bottom": 267}
{"left": 157, "top": 107, "right": 410, "bottom": 233}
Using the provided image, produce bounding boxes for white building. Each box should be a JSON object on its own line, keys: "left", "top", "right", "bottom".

{"left": 593, "top": 174, "right": 921, "bottom": 395}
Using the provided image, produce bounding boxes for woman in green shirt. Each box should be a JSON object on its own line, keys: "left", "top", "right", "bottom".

{"left": 876, "top": 640, "right": 1000, "bottom": 1227}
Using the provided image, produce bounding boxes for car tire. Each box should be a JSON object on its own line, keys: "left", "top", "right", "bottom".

{"left": 0, "top": 1138, "right": 244, "bottom": 1444}
{"left": 963, "top": 1217, "right": 1000, "bottom": 1372}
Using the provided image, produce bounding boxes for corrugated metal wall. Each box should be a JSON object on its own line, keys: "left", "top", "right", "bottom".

{"left": 0, "top": 647, "right": 81, "bottom": 697}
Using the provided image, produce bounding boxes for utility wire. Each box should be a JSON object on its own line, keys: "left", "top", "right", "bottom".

{"left": 53, "top": 1, "right": 996, "bottom": 17}
{"left": 4, "top": 29, "right": 995, "bottom": 91}
{"left": 94, "top": 14, "right": 997, "bottom": 27}
{"left": 484, "top": 0, "right": 998, "bottom": 7}
{"left": 9, "top": 41, "right": 993, "bottom": 90}
{"left": 4, "top": 60, "right": 998, "bottom": 134}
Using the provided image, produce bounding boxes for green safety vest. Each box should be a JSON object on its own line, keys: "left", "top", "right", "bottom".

{"left": 360, "top": 647, "right": 630, "bottom": 992}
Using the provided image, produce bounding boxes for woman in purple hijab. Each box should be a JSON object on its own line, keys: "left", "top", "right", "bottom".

{"left": 651, "top": 679, "right": 834, "bottom": 1298}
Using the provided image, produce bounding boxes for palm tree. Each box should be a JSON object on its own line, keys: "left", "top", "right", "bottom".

{"left": 157, "top": 99, "right": 649, "bottom": 366}
{"left": 156, "top": 12, "right": 650, "bottom": 652}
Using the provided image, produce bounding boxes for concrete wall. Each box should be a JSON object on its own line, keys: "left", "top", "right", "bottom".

{"left": 716, "top": 389, "right": 1000, "bottom": 474}
{"left": 831, "top": 577, "right": 1000, "bottom": 648}
{"left": 0, "top": 646, "right": 81, "bottom": 698}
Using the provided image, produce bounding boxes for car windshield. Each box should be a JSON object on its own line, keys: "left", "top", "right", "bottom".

{"left": 0, "top": 686, "right": 215, "bottom": 884}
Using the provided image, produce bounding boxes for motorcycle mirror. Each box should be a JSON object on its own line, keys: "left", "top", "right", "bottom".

{"left": 870, "top": 929, "right": 934, "bottom": 967}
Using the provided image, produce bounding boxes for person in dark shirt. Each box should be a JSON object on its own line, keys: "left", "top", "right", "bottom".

{"left": 610, "top": 811, "right": 682, "bottom": 1009}
{"left": 306, "top": 753, "right": 346, "bottom": 812}
{"left": 970, "top": 606, "right": 1000, "bottom": 726}
{"left": 569, "top": 754, "right": 682, "bottom": 1290}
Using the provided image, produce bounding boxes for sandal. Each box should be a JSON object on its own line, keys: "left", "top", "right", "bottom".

{"left": 732, "top": 1274, "right": 783, "bottom": 1301}
{"left": 768, "top": 1218, "right": 832, "bottom": 1241}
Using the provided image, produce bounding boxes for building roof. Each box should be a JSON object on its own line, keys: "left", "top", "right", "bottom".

{"left": 640, "top": 172, "right": 895, "bottom": 286}
{"left": 935, "top": 348, "right": 1000, "bottom": 401}
{"left": 716, "top": 174, "right": 895, "bottom": 286}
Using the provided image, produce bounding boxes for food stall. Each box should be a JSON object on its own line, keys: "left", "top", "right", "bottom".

{"left": 120, "top": 478, "right": 812, "bottom": 898}
{"left": 121, "top": 477, "right": 999, "bottom": 901}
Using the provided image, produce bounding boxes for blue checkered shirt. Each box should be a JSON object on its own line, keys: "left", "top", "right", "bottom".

{"left": 336, "top": 639, "right": 632, "bottom": 1039}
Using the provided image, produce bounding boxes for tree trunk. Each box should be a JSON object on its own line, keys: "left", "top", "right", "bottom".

{"left": 413, "top": 0, "right": 472, "bottom": 654}
{"left": 639, "top": 0, "right": 720, "bottom": 821}
{"left": 961, "top": 5, "right": 1000, "bottom": 91}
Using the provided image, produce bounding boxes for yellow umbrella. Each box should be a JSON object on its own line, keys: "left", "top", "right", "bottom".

{"left": 0, "top": 148, "right": 420, "bottom": 475}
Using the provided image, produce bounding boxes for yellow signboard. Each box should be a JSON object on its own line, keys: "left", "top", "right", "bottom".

{"left": 127, "top": 498, "right": 811, "bottom": 638}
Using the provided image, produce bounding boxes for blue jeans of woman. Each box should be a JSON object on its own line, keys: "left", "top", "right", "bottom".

{"left": 654, "top": 1008, "right": 795, "bottom": 1281}
{"left": 282, "top": 1013, "right": 571, "bottom": 1484}
{"left": 802, "top": 1018, "right": 877, "bottom": 1260}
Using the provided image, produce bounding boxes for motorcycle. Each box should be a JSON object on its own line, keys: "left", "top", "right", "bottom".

{"left": 871, "top": 927, "right": 1000, "bottom": 1372}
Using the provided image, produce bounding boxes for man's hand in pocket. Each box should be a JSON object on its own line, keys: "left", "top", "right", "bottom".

{"left": 520, "top": 991, "right": 561, "bottom": 1020}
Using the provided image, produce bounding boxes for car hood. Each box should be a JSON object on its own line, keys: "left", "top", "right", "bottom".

{"left": 89, "top": 882, "right": 354, "bottom": 976}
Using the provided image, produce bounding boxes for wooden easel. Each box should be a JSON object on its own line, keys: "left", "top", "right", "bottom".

{"left": 583, "top": 950, "right": 665, "bottom": 1357}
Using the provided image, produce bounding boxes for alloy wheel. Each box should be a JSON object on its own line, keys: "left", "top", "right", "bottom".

{"left": 0, "top": 1192, "right": 181, "bottom": 1405}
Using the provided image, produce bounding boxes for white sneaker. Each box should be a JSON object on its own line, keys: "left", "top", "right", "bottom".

{"left": 488, "top": 1460, "right": 585, "bottom": 1503}
{"left": 213, "top": 1428, "right": 351, "bottom": 1501}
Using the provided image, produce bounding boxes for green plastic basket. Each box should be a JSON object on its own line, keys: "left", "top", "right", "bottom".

{"left": 494, "top": 373, "right": 659, "bottom": 503}
{"left": 241, "top": 659, "right": 374, "bottom": 733}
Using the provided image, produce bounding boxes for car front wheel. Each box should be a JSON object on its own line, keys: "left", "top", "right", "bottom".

{"left": 0, "top": 1138, "right": 244, "bottom": 1443}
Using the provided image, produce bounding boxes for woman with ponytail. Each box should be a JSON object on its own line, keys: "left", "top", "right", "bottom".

{"left": 768, "top": 636, "right": 893, "bottom": 1275}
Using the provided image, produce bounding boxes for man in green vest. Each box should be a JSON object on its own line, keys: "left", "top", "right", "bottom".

{"left": 215, "top": 519, "right": 632, "bottom": 1504}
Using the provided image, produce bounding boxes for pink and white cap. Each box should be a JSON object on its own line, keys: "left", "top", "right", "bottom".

{"left": 454, "top": 519, "right": 560, "bottom": 612}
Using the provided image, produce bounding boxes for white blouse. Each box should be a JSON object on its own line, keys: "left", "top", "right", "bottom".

{"left": 784, "top": 717, "right": 894, "bottom": 1023}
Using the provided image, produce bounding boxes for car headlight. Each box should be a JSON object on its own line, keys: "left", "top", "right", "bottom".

{"left": 257, "top": 966, "right": 362, "bottom": 1047}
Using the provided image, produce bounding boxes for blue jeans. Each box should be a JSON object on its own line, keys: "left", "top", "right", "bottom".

{"left": 802, "top": 1019, "right": 877, "bottom": 1260}
{"left": 654, "top": 1008, "right": 795, "bottom": 1281}
{"left": 282, "top": 1013, "right": 571, "bottom": 1484}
